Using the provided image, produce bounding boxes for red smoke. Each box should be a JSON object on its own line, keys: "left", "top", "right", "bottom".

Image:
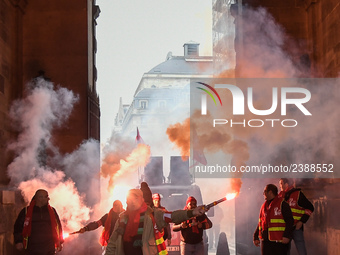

{"left": 166, "top": 114, "right": 249, "bottom": 194}
{"left": 166, "top": 118, "right": 190, "bottom": 161}
{"left": 101, "top": 143, "right": 151, "bottom": 191}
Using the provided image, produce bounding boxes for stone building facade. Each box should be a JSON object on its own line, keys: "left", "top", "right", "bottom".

{"left": 0, "top": 1, "right": 100, "bottom": 254}
{"left": 115, "top": 42, "right": 213, "bottom": 139}
{"left": 114, "top": 42, "right": 213, "bottom": 178}
{"left": 223, "top": 0, "right": 340, "bottom": 254}
{"left": 232, "top": 0, "right": 340, "bottom": 77}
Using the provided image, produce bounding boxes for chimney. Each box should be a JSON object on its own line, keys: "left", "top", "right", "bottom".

{"left": 183, "top": 41, "right": 199, "bottom": 57}
{"left": 144, "top": 156, "right": 164, "bottom": 185}
{"left": 169, "top": 156, "right": 191, "bottom": 185}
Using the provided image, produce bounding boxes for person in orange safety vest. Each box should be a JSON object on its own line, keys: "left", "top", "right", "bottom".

{"left": 279, "top": 178, "right": 314, "bottom": 255}
{"left": 253, "top": 184, "right": 294, "bottom": 255}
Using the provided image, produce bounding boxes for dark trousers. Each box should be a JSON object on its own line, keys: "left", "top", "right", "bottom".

{"left": 123, "top": 241, "right": 143, "bottom": 255}
{"left": 288, "top": 228, "right": 307, "bottom": 255}
{"left": 261, "top": 240, "right": 289, "bottom": 255}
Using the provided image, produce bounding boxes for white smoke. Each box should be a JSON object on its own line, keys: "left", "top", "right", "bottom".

{"left": 234, "top": 7, "right": 297, "bottom": 78}
{"left": 18, "top": 172, "right": 91, "bottom": 231}
{"left": 7, "top": 77, "right": 79, "bottom": 184}
{"left": 6, "top": 77, "right": 101, "bottom": 232}
{"left": 63, "top": 139, "right": 101, "bottom": 206}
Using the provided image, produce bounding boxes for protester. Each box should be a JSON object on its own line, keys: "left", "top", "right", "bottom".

{"left": 14, "top": 189, "right": 64, "bottom": 255}
{"left": 104, "top": 189, "right": 208, "bottom": 255}
{"left": 279, "top": 178, "right": 314, "bottom": 255}
{"left": 79, "top": 200, "right": 124, "bottom": 246}
{"left": 173, "top": 196, "right": 212, "bottom": 255}
{"left": 152, "top": 193, "right": 172, "bottom": 245}
{"left": 140, "top": 181, "right": 154, "bottom": 207}
{"left": 253, "top": 184, "right": 294, "bottom": 255}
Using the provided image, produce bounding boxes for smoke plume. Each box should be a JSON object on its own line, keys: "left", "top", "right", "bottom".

{"left": 18, "top": 173, "right": 90, "bottom": 231}
{"left": 62, "top": 139, "right": 101, "bottom": 206}
{"left": 166, "top": 118, "right": 190, "bottom": 160}
{"left": 100, "top": 132, "right": 151, "bottom": 191}
{"left": 167, "top": 114, "right": 249, "bottom": 194}
{"left": 8, "top": 77, "right": 79, "bottom": 183}
{"left": 6, "top": 77, "right": 101, "bottom": 232}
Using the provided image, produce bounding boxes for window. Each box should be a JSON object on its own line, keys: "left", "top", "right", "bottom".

{"left": 140, "top": 100, "right": 148, "bottom": 109}
{"left": 159, "top": 100, "right": 166, "bottom": 109}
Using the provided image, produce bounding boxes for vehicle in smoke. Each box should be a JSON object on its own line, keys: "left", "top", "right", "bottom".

{"left": 140, "top": 156, "right": 210, "bottom": 255}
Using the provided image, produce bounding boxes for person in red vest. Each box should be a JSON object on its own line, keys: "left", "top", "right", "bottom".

{"left": 14, "top": 189, "right": 64, "bottom": 255}
{"left": 173, "top": 196, "right": 212, "bottom": 255}
{"left": 253, "top": 184, "right": 294, "bottom": 255}
{"left": 79, "top": 200, "right": 125, "bottom": 246}
{"left": 104, "top": 189, "right": 208, "bottom": 255}
{"left": 279, "top": 178, "right": 314, "bottom": 255}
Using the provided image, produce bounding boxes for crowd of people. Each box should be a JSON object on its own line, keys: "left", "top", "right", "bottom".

{"left": 13, "top": 178, "right": 314, "bottom": 255}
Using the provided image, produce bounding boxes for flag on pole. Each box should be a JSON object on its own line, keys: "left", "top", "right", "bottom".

{"left": 136, "top": 127, "right": 144, "bottom": 144}
{"left": 136, "top": 127, "right": 147, "bottom": 183}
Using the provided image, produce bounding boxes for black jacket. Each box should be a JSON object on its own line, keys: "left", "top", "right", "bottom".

{"left": 14, "top": 205, "right": 62, "bottom": 253}
{"left": 284, "top": 188, "right": 314, "bottom": 224}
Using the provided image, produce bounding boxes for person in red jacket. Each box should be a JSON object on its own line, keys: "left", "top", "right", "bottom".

{"left": 79, "top": 200, "right": 124, "bottom": 246}
{"left": 14, "top": 189, "right": 64, "bottom": 255}
{"left": 253, "top": 184, "right": 294, "bottom": 255}
{"left": 279, "top": 178, "right": 314, "bottom": 255}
